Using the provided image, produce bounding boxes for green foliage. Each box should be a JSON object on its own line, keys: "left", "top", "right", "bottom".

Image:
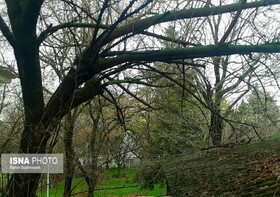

{"left": 247, "top": 89, "right": 279, "bottom": 119}
{"left": 146, "top": 65, "right": 208, "bottom": 155}
{"left": 235, "top": 88, "right": 280, "bottom": 138}
{"left": 136, "top": 163, "right": 166, "bottom": 190}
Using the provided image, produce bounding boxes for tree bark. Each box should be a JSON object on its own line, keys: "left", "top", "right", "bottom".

{"left": 209, "top": 107, "right": 224, "bottom": 146}
{"left": 5, "top": 49, "right": 47, "bottom": 197}
{"left": 87, "top": 103, "right": 101, "bottom": 197}
{"left": 5, "top": 127, "right": 49, "bottom": 197}
{"left": 209, "top": 57, "right": 224, "bottom": 146}
{"left": 4, "top": 1, "right": 47, "bottom": 196}
{"left": 166, "top": 179, "right": 172, "bottom": 196}
{"left": 6, "top": 174, "right": 41, "bottom": 197}
{"left": 63, "top": 112, "right": 76, "bottom": 197}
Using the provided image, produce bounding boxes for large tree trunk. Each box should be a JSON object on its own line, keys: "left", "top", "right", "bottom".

{"left": 4, "top": 58, "right": 47, "bottom": 196}
{"left": 6, "top": 174, "right": 41, "bottom": 197}
{"left": 4, "top": 2, "right": 47, "bottom": 195}
{"left": 6, "top": 127, "right": 49, "bottom": 197}
{"left": 5, "top": 47, "right": 47, "bottom": 196}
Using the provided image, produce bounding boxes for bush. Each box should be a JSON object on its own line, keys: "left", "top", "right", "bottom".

{"left": 136, "top": 162, "right": 166, "bottom": 190}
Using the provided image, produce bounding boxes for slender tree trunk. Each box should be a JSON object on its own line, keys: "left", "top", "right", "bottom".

{"left": 209, "top": 57, "right": 224, "bottom": 146}
{"left": 87, "top": 105, "right": 100, "bottom": 197}
{"left": 75, "top": 157, "right": 98, "bottom": 197}
{"left": 63, "top": 112, "right": 76, "bottom": 197}
{"left": 87, "top": 164, "right": 98, "bottom": 197}
{"left": 81, "top": 102, "right": 106, "bottom": 197}
{"left": 105, "top": 158, "right": 110, "bottom": 170}
{"left": 209, "top": 107, "right": 224, "bottom": 146}
{"left": 88, "top": 188, "right": 94, "bottom": 197}
{"left": 166, "top": 179, "right": 172, "bottom": 196}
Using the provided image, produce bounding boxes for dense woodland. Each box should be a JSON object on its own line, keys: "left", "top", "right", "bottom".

{"left": 1, "top": 0, "right": 280, "bottom": 196}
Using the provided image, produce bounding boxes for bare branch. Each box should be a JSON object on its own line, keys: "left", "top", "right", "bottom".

{"left": 219, "top": 0, "right": 247, "bottom": 44}
{"left": 37, "top": 22, "right": 108, "bottom": 44}
{"left": 141, "top": 31, "right": 202, "bottom": 46}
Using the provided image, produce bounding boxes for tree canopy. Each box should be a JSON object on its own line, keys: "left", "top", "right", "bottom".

{"left": 1, "top": 0, "right": 280, "bottom": 196}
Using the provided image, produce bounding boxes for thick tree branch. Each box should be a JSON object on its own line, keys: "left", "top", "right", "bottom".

{"left": 44, "top": 0, "right": 280, "bottom": 127}
{"left": 0, "top": 15, "right": 15, "bottom": 47}
{"left": 6, "top": 0, "right": 44, "bottom": 37}
{"left": 44, "top": 42, "right": 280, "bottom": 124}
{"left": 23, "top": 0, "right": 44, "bottom": 35}
{"left": 108, "top": 0, "right": 280, "bottom": 42}
{"left": 44, "top": 75, "right": 103, "bottom": 122}
{"left": 102, "top": 78, "right": 166, "bottom": 88}
{"left": 94, "top": 43, "right": 280, "bottom": 73}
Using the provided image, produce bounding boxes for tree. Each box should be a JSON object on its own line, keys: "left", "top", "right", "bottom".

{"left": 63, "top": 93, "right": 136, "bottom": 197}
{"left": 180, "top": 0, "right": 267, "bottom": 146}
{"left": 147, "top": 66, "right": 207, "bottom": 154}
{"left": 70, "top": 101, "right": 103, "bottom": 197}
{"left": 63, "top": 109, "right": 78, "bottom": 197}
{"left": 235, "top": 88, "right": 280, "bottom": 139}
{"left": 1, "top": 0, "right": 280, "bottom": 196}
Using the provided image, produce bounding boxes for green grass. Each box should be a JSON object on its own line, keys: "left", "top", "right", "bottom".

{"left": 95, "top": 184, "right": 165, "bottom": 197}
{"left": 268, "top": 131, "right": 280, "bottom": 139}
{"left": 0, "top": 173, "right": 8, "bottom": 192}
{"left": 37, "top": 168, "right": 166, "bottom": 197}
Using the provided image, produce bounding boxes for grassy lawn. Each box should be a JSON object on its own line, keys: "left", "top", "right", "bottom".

{"left": 37, "top": 168, "right": 166, "bottom": 197}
